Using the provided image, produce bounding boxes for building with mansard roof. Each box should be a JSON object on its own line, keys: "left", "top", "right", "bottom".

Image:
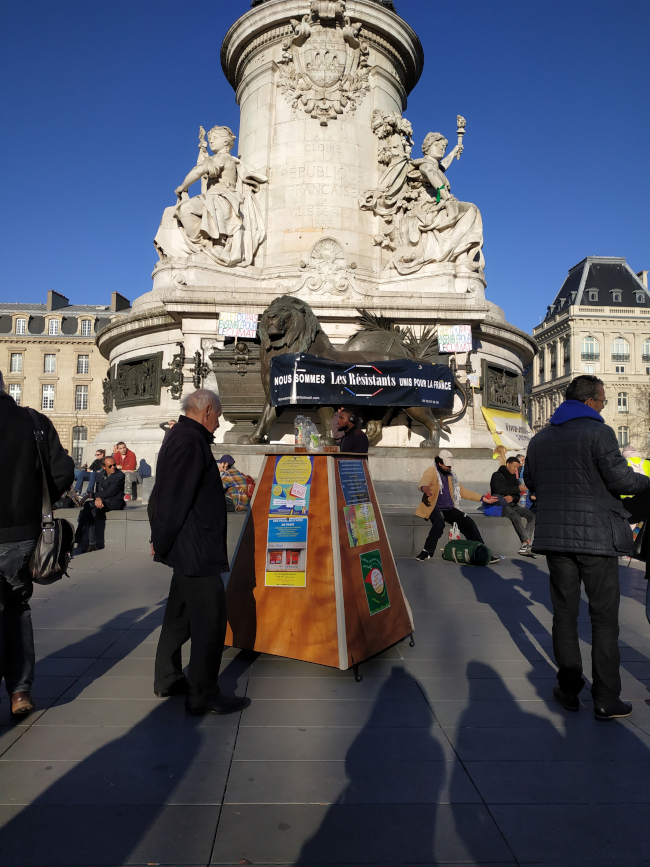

{"left": 530, "top": 256, "right": 650, "bottom": 452}
{"left": 0, "top": 291, "right": 130, "bottom": 464}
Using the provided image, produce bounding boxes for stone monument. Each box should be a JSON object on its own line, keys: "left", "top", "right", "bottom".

{"left": 93, "top": 0, "right": 535, "bottom": 475}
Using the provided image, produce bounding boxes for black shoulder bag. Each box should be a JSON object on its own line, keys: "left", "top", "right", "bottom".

{"left": 27, "top": 409, "right": 75, "bottom": 585}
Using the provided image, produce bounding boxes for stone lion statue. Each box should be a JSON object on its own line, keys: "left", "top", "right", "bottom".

{"left": 239, "top": 295, "right": 467, "bottom": 446}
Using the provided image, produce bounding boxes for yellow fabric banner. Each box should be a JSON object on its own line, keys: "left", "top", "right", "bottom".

{"left": 481, "top": 406, "right": 532, "bottom": 452}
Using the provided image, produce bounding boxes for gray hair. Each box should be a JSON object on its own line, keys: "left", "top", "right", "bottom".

{"left": 181, "top": 389, "right": 221, "bottom": 414}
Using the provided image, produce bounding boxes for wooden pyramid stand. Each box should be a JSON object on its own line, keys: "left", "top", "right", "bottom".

{"left": 225, "top": 452, "right": 414, "bottom": 676}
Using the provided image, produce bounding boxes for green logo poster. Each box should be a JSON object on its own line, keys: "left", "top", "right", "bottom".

{"left": 359, "top": 549, "right": 390, "bottom": 616}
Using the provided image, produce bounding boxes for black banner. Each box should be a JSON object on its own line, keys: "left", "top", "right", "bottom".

{"left": 270, "top": 353, "right": 455, "bottom": 410}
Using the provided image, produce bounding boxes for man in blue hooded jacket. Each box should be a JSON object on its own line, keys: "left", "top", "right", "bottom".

{"left": 524, "top": 375, "right": 649, "bottom": 721}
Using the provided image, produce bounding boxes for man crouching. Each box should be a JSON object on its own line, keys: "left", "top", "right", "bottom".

{"left": 150, "top": 389, "right": 249, "bottom": 716}
{"left": 414, "top": 449, "right": 499, "bottom": 565}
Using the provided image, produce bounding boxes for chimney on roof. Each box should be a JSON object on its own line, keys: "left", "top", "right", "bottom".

{"left": 637, "top": 270, "right": 648, "bottom": 288}
{"left": 111, "top": 292, "right": 130, "bottom": 312}
{"left": 47, "top": 290, "right": 69, "bottom": 311}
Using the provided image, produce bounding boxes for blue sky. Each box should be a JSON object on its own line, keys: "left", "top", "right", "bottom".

{"left": 1, "top": 0, "right": 648, "bottom": 334}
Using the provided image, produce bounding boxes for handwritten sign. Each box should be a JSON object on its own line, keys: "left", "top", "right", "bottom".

{"left": 438, "top": 324, "right": 472, "bottom": 355}
{"left": 218, "top": 312, "right": 258, "bottom": 339}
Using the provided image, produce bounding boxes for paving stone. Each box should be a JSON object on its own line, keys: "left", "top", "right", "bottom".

{"left": 490, "top": 804, "right": 650, "bottom": 863}
{"left": 0, "top": 759, "right": 231, "bottom": 806}
{"left": 211, "top": 804, "right": 515, "bottom": 864}
{"left": 0, "top": 804, "right": 220, "bottom": 865}
{"left": 38, "top": 697, "right": 243, "bottom": 728}
{"left": 225, "top": 758, "right": 480, "bottom": 804}
{"left": 241, "top": 698, "right": 435, "bottom": 728}
{"left": 246, "top": 675, "right": 422, "bottom": 701}
{"left": 464, "top": 759, "right": 650, "bottom": 804}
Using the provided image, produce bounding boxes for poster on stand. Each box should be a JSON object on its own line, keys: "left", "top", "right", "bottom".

{"left": 437, "top": 324, "right": 473, "bottom": 355}
{"left": 359, "top": 549, "right": 391, "bottom": 616}
{"left": 269, "top": 455, "right": 313, "bottom": 516}
{"left": 265, "top": 517, "right": 308, "bottom": 587}
{"left": 481, "top": 407, "right": 532, "bottom": 451}
{"left": 338, "top": 460, "right": 370, "bottom": 504}
{"left": 217, "top": 312, "right": 258, "bottom": 338}
{"left": 344, "top": 503, "right": 380, "bottom": 548}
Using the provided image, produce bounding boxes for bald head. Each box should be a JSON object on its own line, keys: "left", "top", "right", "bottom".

{"left": 181, "top": 389, "right": 222, "bottom": 434}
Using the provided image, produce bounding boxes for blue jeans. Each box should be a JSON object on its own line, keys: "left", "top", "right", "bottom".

{"left": 0, "top": 540, "right": 36, "bottom": 695}
{"left": 74, "top": 469, "right": 98, "bottom": 494}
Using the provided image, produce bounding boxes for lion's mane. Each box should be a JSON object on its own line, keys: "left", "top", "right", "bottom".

{"left": 258, "top": 295, "right": 322, "bottom": 355}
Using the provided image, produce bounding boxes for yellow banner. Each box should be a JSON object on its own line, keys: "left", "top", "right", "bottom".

{"left": 481, "top": 406, "right": 532, "bottom": 452}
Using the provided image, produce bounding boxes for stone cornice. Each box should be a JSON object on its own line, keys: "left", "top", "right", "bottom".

{"left": 95, "top": 307, "right": 176, "bottom": 359}
{"left": 221, "top": 0, "right": 423, "bottom": 94}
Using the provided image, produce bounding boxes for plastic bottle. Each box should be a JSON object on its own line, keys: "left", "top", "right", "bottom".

{"left": 304, "top": 416, "right": 321, "bottom": 451}
{"left": 294, "top": 414, "right": 306, "bottom": 447}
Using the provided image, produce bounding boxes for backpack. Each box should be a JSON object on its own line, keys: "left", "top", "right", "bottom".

{"left": 245, "top": 474, "right": 256, "bottom": 498}
{"left": 442, "top": 539, "right": 492, "bottom": 567}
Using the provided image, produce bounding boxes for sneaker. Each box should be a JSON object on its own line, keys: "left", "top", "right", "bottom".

{"left": 124, "top": 494, "right": 131, "bottom": 501}
{"left": 415, "top": 550, "right": 433, "bottom": 561}
{"left": 553, "top": 686, "right": 580, "bottom": 712}
{"left": 489, "top": 556, "right": 501, "bottom": 565}
{"left": 594, "top": 699, "right": 633, "bottom": 721}
{"left": 521, "top": 546, "right": 538, "bottom": 558}
{"left": 518, "top": 544, "right": 529, "bottom": 555}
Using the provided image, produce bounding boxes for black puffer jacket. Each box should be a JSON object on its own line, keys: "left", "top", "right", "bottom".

{"left": 490, "top": 465, "right": 522, "bottom": 504}
{"left": 524, "top": 401, "right": 650, "bottom": 556}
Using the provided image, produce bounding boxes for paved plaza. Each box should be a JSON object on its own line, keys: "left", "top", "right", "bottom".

{"left": 0, "top": 550, "right": 649, "bottom": 866}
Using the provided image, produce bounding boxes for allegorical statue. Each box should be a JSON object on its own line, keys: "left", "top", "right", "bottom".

{"left": 360, "top": 111, "right": 484, "bottom": 276}
{"left": 154, "top": 125, "right": 268, "bottom": 268}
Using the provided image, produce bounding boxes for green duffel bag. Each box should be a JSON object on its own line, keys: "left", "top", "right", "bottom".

{"left": 442, "top": 539, "right": 492, "bottom": 567}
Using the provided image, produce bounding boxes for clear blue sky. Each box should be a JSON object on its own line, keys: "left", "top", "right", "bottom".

{"left": 1, "top": 0, "right": 648, "bottom": 334}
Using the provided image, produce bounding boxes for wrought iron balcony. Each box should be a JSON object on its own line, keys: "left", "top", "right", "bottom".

{"left": 581, "top": 352, "right": 600, "bottom": 361}
{"left": 611, "top": 353, "right": 630, "bottom": 362}
{"left": 642, "top": 354, "right": 650, "bottom": 362}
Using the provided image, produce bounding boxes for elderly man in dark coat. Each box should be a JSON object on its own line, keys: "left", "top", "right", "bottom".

{"left": 0, "top": 372, "right": 74, "bottom": 716}
{"left": 150, "top": 389, "right": 249, "bottom": 716}
{"left": 524, "top": 375, "right": 649, "bottom": 721}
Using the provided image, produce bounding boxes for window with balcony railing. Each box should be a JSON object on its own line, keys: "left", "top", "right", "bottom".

{"left": 580, "top": 336, "right": 599, "bottom": 361}
{"left": 642, "top": 339, "right": 650, "bottom": 362}
{"left": 611, "top": 338, "right": 630, "bottom": 362}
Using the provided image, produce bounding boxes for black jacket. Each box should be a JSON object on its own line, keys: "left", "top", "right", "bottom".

{"left": 490, "top": 465, "right": 522, "bottom": 504}
{"left": 0, "top": 391, "right": 74, "bottom": 543}
{"left": 524, "top": 406, "right": 649, "bottom": 556}
{"left": 149, "top": 415, "right": 227, "bottom": 576}
{"left": 95, "top": 470, "right": 126, "bottom": 512}
{"left": 340, "top": 427, "right": 369, "bottom": 454}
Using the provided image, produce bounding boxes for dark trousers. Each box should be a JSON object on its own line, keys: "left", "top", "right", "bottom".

{"left": 502, "top": 503, "right": 536, "bottom": 544}
{"left": 154, "top": 570, "right": 227, "bottom": 700}
{"left": 424, "top": 507, "right": 484, "bottom": 554}
{"left": 0, "top": 540, "right": 36, "bottom": 695}
{"left": 75, "top": 503, "right": 107, "bottom": 550}
{"left": 546, "top": 553, "right": 621, "bottom": 705}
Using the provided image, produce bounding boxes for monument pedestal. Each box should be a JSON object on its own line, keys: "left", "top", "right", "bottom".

{"left": 225, "top": 452, "right": 413, "bottom": 671}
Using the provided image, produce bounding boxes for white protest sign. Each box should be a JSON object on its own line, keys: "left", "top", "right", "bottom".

{"left": 218, "top": 312, "right": 258, "bottom": 339}
{"left": 438, "top": 324, "right": 472, "bottom": 354}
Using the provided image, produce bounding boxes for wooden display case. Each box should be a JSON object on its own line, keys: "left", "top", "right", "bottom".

{"left": 225, "top": 452, "right": 414, "bottom": 675}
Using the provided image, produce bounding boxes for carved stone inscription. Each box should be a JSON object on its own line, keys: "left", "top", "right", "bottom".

{"left": 114, "top": 353, "right": 163, "bottom": 409}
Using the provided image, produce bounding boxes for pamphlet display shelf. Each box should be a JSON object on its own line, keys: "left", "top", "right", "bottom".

{"left": 224, "top": 452, "right": 414, "bottom": 675}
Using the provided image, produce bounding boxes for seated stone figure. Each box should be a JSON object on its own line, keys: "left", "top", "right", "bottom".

{"left": 154, "top": 125, "right": 268, "bottom": 268}
{"left": 360, "top": 112, "right": 484, "bottom": 278}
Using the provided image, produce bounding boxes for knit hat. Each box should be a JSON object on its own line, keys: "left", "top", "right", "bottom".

{"left": 217, "top": 454, "right": 235, "bottom": 466}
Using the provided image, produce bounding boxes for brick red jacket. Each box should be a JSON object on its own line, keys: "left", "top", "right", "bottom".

{"left": 113, "top": 449, "right": 136, "bottom": 472}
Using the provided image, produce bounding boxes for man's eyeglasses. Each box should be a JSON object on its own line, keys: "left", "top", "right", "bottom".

{"left": 105, "top": 462, "right": 116, "bottom": 468}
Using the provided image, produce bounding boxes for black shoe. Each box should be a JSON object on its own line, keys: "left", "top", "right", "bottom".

{"left": 185, "top": 693, "right": 251, "bottom": 716}
{"left": 553, "top": 686, "right": 579, "bottom": 712}
{"left": 415, "top": 550, "right": 433, "bottom": 561}
{"left": 594, "top": 699, "right": 633, "bottom": 721}
{"left": 489, "top": 556, "right": 501, "bottom": 565}
{"left": 154, "top": 678, "right": 189, "bottom": 698}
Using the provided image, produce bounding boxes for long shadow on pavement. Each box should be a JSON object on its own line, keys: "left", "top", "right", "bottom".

{"left": 0, "top": 606, "right": 256, "bottom": 867}
{"left": 452, "top": 661, "right": 650, "bottom": 866}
